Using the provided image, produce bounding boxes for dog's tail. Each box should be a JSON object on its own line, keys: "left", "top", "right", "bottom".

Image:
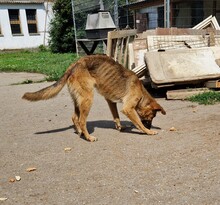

{"left": 22, "top": 63, "right": 74, "bottom": 101}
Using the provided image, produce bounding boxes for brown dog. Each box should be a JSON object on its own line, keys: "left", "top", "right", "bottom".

{"left": 22, "top": 55, "right": 166, "bottom": 142}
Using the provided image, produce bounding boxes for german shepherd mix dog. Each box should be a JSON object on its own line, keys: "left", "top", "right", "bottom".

{"left": 23, "top": 55, "right": 166, "bottom": 142}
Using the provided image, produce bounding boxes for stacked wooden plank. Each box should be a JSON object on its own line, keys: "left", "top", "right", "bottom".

{"left": 127, "top": 27, "right": 220, "bottom": 80}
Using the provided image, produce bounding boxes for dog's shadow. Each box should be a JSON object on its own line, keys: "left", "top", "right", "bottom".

{"left": 35, "top": 120, "right": 161, "bottom": 136}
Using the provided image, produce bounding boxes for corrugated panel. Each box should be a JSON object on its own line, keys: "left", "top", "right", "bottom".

{"left": 0, "top": 0, "right": 46, "bottom": 4}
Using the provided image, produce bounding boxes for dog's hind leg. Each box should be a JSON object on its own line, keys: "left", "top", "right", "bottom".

{"left": 72, "top": 103, "right": 82, "bottom": 135}
{"left": 78, "top": 92, "right": 97, "bottom": 142}
{"left": 105, "top": 99, "right": 125, "bottom": 131}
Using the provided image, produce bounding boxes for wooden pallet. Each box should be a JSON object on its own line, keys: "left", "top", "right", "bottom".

{"left": 106, "top": 29, "right": 137, "bottom": 68}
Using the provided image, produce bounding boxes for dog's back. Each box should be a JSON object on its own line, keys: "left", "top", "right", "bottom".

{"left": 74, "top": 55, "right": 139, "bottom": 102}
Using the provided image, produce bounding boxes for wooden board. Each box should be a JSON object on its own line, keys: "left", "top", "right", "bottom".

{"left": 166, "top": 88, "right": 210, "bottom": 100}
{"left": 205, "top": 80, "right": 220, "bottom": 88}
{"left": 144, "top": 48, "right": 220, "bottom": 85}
{"left": 106, "top": 29, "right": 137, "bottom": 68}
{"left": 147, "top": 35, "right": 208, "bottom": 51}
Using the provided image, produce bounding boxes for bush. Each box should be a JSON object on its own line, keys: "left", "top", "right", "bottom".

{"left": 49, "top": 0, "right": 76, "bottom": 53}
{"left": 39, "top": 45, "right": 49, "bottom": 52}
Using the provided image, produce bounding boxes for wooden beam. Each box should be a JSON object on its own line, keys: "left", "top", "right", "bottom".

{"left": 166, "top": 88, "right": 210, "bottom": 100}
{"left": 107, "top": 29, "right": 137, "bottom": 40}
{"left": 205, "top": 80, "right": 220, "bottom": 88}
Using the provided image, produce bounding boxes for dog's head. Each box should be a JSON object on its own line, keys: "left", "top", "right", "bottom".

{"left": 137, "top": 101, "right": 166, "bottom": 129}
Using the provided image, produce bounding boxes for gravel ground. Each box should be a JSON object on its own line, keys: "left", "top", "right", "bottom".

{"left": 0, "top": 72, "right": 220, "bottom": 205}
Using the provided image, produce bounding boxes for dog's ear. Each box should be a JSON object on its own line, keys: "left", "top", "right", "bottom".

{"left": 151, "top": 101, "right": 166, "bottom": 115}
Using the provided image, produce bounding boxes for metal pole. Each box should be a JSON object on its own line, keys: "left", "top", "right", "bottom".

{"left": 166, "top": 0, "right": 170, "bottom": 28}
{"left": 164, "top": 0, "right": 170, "bottom": 28}
{"left": 99, "top": 0, "right": 104, "bottom": 10}
{"left": 164, "top": 0, "right": 166, "bottom": 28}
{"left": 114, "top": 0, "right": 119, "bottom": 28}
{"left": 126, "top": 0, "right": 129, "bottom": 27}
{"left": 71, "top": 0, "right": 79, "bottom": 56}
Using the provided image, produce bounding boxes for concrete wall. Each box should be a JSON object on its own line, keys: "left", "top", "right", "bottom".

{"left": 0, "top": 2, "right": 53, "bottom": 50}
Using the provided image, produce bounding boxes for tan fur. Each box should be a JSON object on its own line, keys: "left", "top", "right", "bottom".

{"left": 22, "top": 55, "right": 166, "bottom": 142}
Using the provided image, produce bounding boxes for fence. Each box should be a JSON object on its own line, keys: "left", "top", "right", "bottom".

{"left": 71, "top": 0, "right": 220, "bottom": 55}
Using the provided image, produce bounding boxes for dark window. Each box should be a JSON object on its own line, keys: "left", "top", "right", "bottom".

{"left": 158, "top": 6, "right": 164, "bottom": 27}
{"left": 191, "top": 1, "right": 204, "bottom": 26}
{"left": 8, "top": 9, "right": 22, "bottom": 34}
{"left": 26, "top": 9, "right": 38, "bottom": 34}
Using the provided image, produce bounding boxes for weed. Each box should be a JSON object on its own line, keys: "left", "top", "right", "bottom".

{"left": 187, "top": 91, "right": 220, "bottom": 105}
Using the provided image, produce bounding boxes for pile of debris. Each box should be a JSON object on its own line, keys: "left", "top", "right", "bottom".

{"left": 106, "top": 15, "right": 220, "bottom": 99}
{"left": 127, "top": 16, "right": 220, "bottom": 99}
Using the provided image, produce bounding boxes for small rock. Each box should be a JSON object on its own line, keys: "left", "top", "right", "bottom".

{"left": 9, "top": 178, "right": 15, "bottom": 183}
{"left": 169, "top": 127, "right": 177, "bottom": 131}
{"left": 0, "top": 198, "right": 8, "bottom": 201}
{"left": 15, "top": 176, "right": 21, "bottom": 181}
{"left": 26, "top": 167, "right": 36, "bottom": 172}
{"left": 64, "top": 147, "right": 72, "bottom": 152}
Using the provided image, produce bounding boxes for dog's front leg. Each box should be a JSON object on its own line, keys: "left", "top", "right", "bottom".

{"left": 105, "top": 99, "right": 125, "bottom": 131}
{"left": 122, "top": 107, "right": 157, "bottom": 135}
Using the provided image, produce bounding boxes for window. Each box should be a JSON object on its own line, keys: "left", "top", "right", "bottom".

{"left": 26, "top": 9, "right": 38, "bottom": 34}
{"left": 8, "top": 9, "right": 22, "bottom": 34}
{"left": 158, "top": 6, "right": 164, "bottom": 27}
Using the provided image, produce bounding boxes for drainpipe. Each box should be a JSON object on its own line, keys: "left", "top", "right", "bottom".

{"left": 43, "top": 0, "right": 49, "bottom": 46}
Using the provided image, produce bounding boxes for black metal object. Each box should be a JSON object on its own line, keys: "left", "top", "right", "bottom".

{"left": 77, "top": 38, "right": 107, "bottom": 55}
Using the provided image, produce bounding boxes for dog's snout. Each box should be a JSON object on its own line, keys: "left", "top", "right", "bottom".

{"left": 142, "top": 120, "right": 152, "bottom": 129}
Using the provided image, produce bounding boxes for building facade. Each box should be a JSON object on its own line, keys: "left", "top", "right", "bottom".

{"left": 0, "top": 0, "right": 53, "bottom": 50}
{"left": 125, "top": 0, "right": 220, "bottom": 32}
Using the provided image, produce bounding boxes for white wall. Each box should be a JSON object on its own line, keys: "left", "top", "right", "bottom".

{"left": 0, "top": 2, "right": 53, "bottom": 50}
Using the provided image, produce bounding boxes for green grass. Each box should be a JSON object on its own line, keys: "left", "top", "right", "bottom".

{"left": 187, "top": 91, "right": 220, "bottom": 105}
{"left": 0, "top": 50, "right": 78, "bottom": 81}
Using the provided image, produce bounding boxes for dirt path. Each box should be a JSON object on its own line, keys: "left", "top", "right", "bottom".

{"left": 0, "top": 72, "right": 220, "bottom": 205}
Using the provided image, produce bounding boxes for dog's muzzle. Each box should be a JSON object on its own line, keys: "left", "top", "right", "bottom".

{"left": 142, "top": 120, "right": 152, "bottom": 129}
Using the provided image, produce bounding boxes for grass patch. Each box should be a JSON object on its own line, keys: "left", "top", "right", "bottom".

{"left": 0, "top": 50, "right": 78, "bottom": 81}
{"left": 187, "top": 91, "right": 220, "bottom": 105}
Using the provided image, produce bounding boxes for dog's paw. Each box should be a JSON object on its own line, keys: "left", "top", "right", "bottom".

{"left": 87, "top": 136, "right": 98, "bottom": 142}
{"left": 147, "top": 130, "right": 158, "bottom": 135}
{"left": 115, "top": 124, "right": 126, "bottom": 132}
